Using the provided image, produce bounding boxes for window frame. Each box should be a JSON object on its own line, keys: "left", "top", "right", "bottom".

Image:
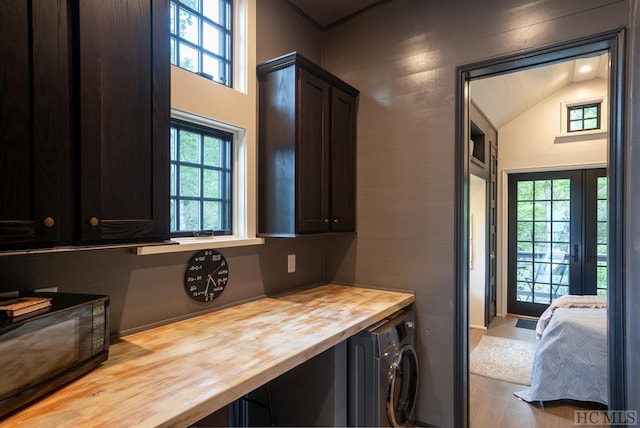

{"left": 567, "top": 102, "right": 601, "bottom": 133}
{"left": 170, "top": 118, "right": 233, "bottom": 237}
{"left": 170, "top": 0, "right": 233, "bottom": 87}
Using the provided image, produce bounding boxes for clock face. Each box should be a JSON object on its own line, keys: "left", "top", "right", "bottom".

{"left": 184, "top": 249, "right": 229, "bottom": 302}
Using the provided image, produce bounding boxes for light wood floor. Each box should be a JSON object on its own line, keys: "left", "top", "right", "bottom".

{"left": 469, "top": 316, "right": 607, "bottom": 428}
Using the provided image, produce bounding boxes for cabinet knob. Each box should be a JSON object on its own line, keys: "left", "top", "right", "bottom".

{"left": 333, "top": 219, "right": 339, "bottom": 223}
{"left": 89, "top": 217, "right": 100, "bottom": 227}
{"left": 323, "top": 218, "right": 329, "bottom": 223}
{"left": 43, "top": 217, "right": 55, "bottom": 228}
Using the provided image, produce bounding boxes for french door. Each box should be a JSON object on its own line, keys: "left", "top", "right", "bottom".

{"left": 507, "top": 168, "right": 607, "bottom": 317}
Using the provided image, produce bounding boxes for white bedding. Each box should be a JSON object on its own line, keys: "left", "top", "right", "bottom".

{"left": 515, "top": 307, "right": 608, "bottom": 405}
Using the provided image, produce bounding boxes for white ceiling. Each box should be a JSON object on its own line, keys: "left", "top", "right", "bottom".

{"left": 286, "top": 0, "right": 384, "bottom": 28}
{"left": 471, "top": 53, "right": 609, "bottom": 129}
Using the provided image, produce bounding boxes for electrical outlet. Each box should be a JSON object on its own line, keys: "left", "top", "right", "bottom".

{"left": 287, "top": 254, "right": 296, "bottom": 273}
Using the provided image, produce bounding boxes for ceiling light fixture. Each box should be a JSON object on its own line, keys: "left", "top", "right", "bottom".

{"left": 579, "top": 65, "right": 593, "bottom": 73}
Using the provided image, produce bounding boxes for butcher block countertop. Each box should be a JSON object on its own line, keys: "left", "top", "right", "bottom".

{"left": 6, "top": 284, "right": 414, "bottom": 427}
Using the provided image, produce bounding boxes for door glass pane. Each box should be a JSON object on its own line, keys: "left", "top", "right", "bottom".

{"left": 596, "top": 176, "right": 608, "bottom": 296}
{"left": 515, "top": 177, "right": 571, "bottom": 303}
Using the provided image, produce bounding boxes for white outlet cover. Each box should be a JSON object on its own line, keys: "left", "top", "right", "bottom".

{"left": 287, "top": 254, "right": 296, "bottom": 273}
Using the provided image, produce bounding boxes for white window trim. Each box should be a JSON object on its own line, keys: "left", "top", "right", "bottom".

{"left": 555, "top": 96, "right": 608, "bottom": 143}
{"left": 136, "top": 0, "right": 261, "bottom": 255}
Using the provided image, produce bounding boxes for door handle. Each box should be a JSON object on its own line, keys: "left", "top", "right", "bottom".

{"left": 570, "top": 243, "right": 579, "bottom": 263}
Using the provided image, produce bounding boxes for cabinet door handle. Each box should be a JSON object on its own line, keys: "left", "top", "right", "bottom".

{"left": 43, "top": 217, "right": 55, "bottom": 228}
{"left": 333, "top": 218, "right": 339, "bottom": 223}
{"left": 323, "top": 218, "right": 329, "bottom": 224}
{"left": 89, "top": 217, "right": 100, "bottom": 227}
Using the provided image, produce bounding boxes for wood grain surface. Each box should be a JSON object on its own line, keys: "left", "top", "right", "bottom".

{"left": 4, "top": 284, "right": 413, "bottom": 427}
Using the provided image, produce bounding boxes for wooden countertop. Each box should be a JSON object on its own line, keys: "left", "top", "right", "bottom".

{"left": 5, "top": 284, "right": 414, "bottom": 427}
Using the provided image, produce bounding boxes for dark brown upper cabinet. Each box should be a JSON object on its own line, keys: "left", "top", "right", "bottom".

{"left": 258, "top": 53, "right": 359, "bottom": 237}
{"left": 0, "top": 0, "right": 169, "bottom": 251}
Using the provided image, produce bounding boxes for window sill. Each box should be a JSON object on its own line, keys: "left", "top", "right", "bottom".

{"left": 134, "top": 236, "right": 265, "bottom": 255}
{"left": 554, "top": 130, "right": 607, "bottom": 144}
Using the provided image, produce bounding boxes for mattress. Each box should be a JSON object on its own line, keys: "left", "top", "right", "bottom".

{"left": 515, "top": 307, "right": 608, "bottom": 405}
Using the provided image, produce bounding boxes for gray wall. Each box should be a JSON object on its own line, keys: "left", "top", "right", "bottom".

{"left": 320, "top": 0, "right": 635, "bottom": 426}
{"left": 0, "top": 3, "right": 325, "bottom": 336}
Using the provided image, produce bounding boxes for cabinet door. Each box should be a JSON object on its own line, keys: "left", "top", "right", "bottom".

{"left": 78, "top": 0, "right": 170, "bottom": 243}
{"left": 330, "top": 88, "right": 357, "bottom": 232}
{"left": 0, "top": 0, "right": 71, "bottom": 248}
{"left": 296, "top": 69, "right": 330, "bottom": 233}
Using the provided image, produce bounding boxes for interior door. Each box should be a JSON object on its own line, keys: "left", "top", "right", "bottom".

{"left": 507, "top": 168, "right": 607, "bottom": 317}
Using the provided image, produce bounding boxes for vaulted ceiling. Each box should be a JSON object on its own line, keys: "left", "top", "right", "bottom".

{"left": 471, "top": 53, "right": 609, "bottom": 129}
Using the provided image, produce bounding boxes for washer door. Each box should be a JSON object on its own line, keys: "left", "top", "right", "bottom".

{"left": 386, "top": 344, "right": 419, "bottom": 427}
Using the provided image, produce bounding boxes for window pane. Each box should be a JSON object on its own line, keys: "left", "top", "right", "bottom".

{"left": 180, "top": 166, "right": 201, "bottom": 197}
{"left": 534, "top": 221, "right": 550, "bottom": 242}
{"left": 202, "top": 54, "right": 222, "bottom": 83}
{"left": 517, "top": 222, "right": 532, "bottom": 241}
{"left": 597, "top": 222, "right": 607, "bottom": 244}
{"left": 552, "top": 179, "right": 570, "bottom": 199}
{"left": 180, "top": 0, "right": 200, "bottom": 12}
{"left": 584, "top": 118, "right": 598, "bottom": 129}
{"left": 534, "top": 201, "right": 550, "bottom": 221}
{"left": 597, "top": 177, "right": 608, "bottom": 199}
{"left": 204, "top": 136, "right": 221, "bottom": 166}
{"left": 552, "top": 200, "right": 570, "bottom": 221}
{"left": 179, "top": 42, "right": 199, "bottom": 72}
{"left": 170, "top": 164, "right": 176, "bottom": 196}
{"left": 170, "top": 2, "right": 177, "bottom": 34}
{"left": 179, "top": 200, "right": 201, "bottom": 231}
{"left": 517, "top": 241, "right": 533, "bottom": 260}
{"left": 203, "top": 201, "right": 221, "bottom": 229}
{"left": 517, "top": 181, "right": 534, "bottom": 200}
{"left": 597, "top": 199, "right": 607, "bottom": 222}
{"left": 179, "top": 8, "right": 200, "bottom": 45}
{"left": 569, "top": 109, "right": 583, "bottom": 120}
{"left": 584, "top": 106, "right": 598, "bottom": 118}
{"left": 170, "top": 199, "right": 176, "bottom": 231}
{"left": 203, "top": 22, "right": 221, "bottom": 55}
{"left": 179, "top": 130, "right": 201, "bottom": 163}
{"left": 203, "top": 0, "right": 221, "bottom": 23}
{"left": 203, "top": 169, "right": 220, "bottom": 198}
{"left": 517, "top": 202, "right": 533, "bottom": 221}
{"left": 551, "top": 221, "right": 570, "bottom": 242}
{"left": 569, "top": 121, "right": 583, "bottom": 131}
{"left": 534, "top": 180, "right": 551, "bottom": 200}
{"left": 170, "top": 38, "right": 177, "bottom": 65}
{"left": 534, "top": 243, "right": 550, "bottom": 260}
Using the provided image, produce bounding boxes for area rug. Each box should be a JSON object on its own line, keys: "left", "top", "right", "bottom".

{"left": 470, "top": 336, "right": 537, "bottom": 385}
{"left": 515, "top": 318, "right": 537, "bottom": 330}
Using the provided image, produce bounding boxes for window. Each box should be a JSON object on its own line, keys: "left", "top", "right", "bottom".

{"left": 170, "top": 119, "right": 232, "bottom": 236}
{"left": 567, "top": 103, "right": 601, "bottom": 132}
{"left": 170, "top": 0, "right": 232, "bottom": 87}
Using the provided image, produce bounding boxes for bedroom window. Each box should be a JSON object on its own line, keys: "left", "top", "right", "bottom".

{"left": 170, "top": 0, "right": 233, "bottom": 87}
{"left": 567, "top": 103, "right": 601, "bottom": 132}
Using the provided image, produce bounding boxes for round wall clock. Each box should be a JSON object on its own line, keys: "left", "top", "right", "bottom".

{"left": 184, "top": 249, "right": 229, "bottom": 302}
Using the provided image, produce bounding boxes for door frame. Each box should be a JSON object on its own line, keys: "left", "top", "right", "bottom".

{"left": 454, "top": 29, "right": 626, "bottom": 427}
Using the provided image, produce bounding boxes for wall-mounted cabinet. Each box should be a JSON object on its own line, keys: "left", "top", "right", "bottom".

{"left": 0, "top": 0, "right": 169, "bottom": 251}
{"left": 257, "top": 53, "right": 359, "bottom": 237}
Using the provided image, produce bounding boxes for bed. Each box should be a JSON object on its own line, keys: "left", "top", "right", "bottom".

{"left": 514, "top": 295, "right": 608, "bottom": 405}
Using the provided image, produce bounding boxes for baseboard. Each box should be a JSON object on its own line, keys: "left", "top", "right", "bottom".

{"left": 470, "top": 324, "right": 487, "bottom": 330}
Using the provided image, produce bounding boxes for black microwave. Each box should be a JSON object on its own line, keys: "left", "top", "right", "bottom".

{"left": 0, "top": 292, "right": 109, "bottom": 418}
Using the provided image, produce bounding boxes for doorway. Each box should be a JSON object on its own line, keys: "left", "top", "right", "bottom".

{"left": 507, "top": 168, "right": 607, "bottom": 317}
{"left": 455, "top": 30, "right": 625, "bottom": 427}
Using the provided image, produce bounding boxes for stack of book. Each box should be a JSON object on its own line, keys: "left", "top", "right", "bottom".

{"left": 0, "top": 296, "right": 52, "bottom": 318}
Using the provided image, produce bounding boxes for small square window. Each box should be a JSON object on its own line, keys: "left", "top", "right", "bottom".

{"left": 567, "top": 103, "right": 601, "bottom": 133}
{"left": 170, "top": 119, "right": 232, "bottom": 236}
{"left": 170, "top": 0, "right": 232, "bottom": 87}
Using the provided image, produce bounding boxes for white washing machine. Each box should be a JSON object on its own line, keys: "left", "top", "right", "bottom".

{"left": 347, "top": 309, "right": 419, "bottom": 427}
